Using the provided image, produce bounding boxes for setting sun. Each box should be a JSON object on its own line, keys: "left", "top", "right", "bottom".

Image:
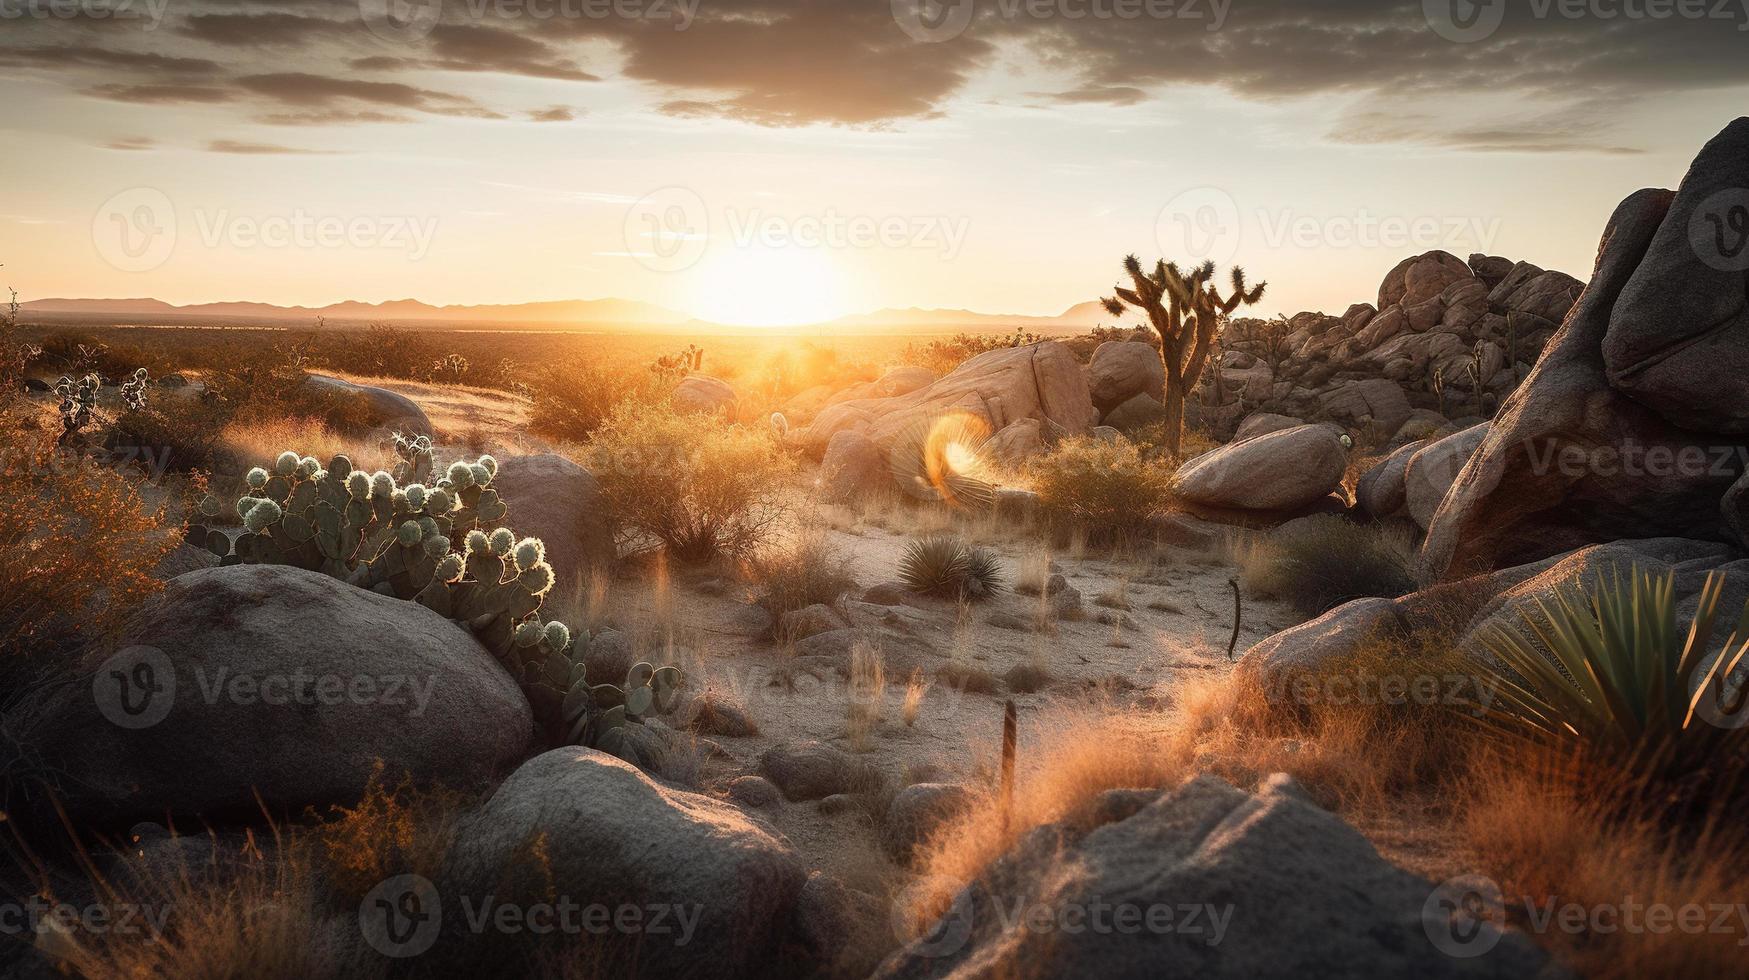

{"left": 684, "top": 247, "right": 846, "bottom": 328}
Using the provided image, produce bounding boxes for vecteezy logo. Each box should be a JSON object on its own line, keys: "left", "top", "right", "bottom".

{"left": 890, "top": 874, "right": 975, "bottom": 959}
{"left": 1156, "top": 187, "right": 1240, "bottom": 267}
{"left": 1689, "top": 188, "right": 1749, "bottom": 273}
{"left": 359, "top": 874, "right": 442, "bottom": 957}
{"left": 623, "top": 187, "right": 709, "bottom": 273}
{"left": 1422, "top": 874, "right": 1506, "bottom": 958}
{"left": 93, "top": 646, "right": 175, "bottom": 730}
{"left": 1424, "top": 0, "right": 1506, "bottom": 43}
{"left": 360, "top": 0, "right": 444, "bottom": 44}
{"left": 1691, "top": 668, "right": 1749, "bottom": 731}
{"left": 92, "top": 188, "right": 175, "bottom": 273}
{"left": 892, "top": 0, "right": 976, "bottom": 42}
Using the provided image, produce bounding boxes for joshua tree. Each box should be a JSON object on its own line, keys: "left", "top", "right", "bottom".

{"left": 1101, "top": 256, "right": 1266, "bottom": 455}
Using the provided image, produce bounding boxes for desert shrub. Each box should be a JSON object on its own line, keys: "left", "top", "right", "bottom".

{"left": 751, "top": 531, "right": 855, "bottom": 619}
{"left": 1237, "top": 515, "right": 1414, "bottom": 617}
{"left": 0, "top": 433, "right": 183, "bottom": 680}
{"left": 586, "top": 401, "right": 793, "bottom": 563}
{"left": 335, "top": 323, "right": 437, "bottom": 380}
{"left": 898, "top": 535, "right": 1004, "bottom": 600}
{"left": 1028, "top": 437, "right": 1174, "bottom": 543}
{"left": 900, "top": 327, "right": 1041, "bottom": 376}
{"left": 529, "top": 359, "right": 667, "bottom": 443}
{"left": 103, "top": 394, "right": 235, "bottom": 473}
{"left": 1466, "top": 565, "right": 1749, "bottom": 818}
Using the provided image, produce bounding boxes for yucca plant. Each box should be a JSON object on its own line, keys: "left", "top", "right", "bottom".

{"left": 899, "top": 536, "right": 1005, "bottom": 601}
{"left": 1466, "top": 565, "right": 1749, "bottom": 809}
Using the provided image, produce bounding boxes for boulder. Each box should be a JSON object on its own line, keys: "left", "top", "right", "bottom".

{"left": 884, "top": 783, "right": 974, "bottom": 862}
{"left": 818, "top": 430, "right": 889, "bottom": 503}
{"left": 726, "top": 774, "right": 782, "bottom": 808}
{"left": 1318, "top": 379, "right": 1412, "bottom": 434}
{"left": 1233, "top": 412, "right": 1302, "bottom": 441}
{"left": 874, "top": 774, "right": 1549, "bottom": 980}
{"left": 824, "top": 366, "right": 938, "bottom": 408}
{"left": 1378, "top": 250, "right": 1475, "bottom": 310}
{"left": 1355, "top": 440, "right": 1424, "bottom": 519}
{"left": 759, "top": 740, "right": 865, "bottom": 801}
{"left": 304, "top": 374, "right": 432, "bottom": 437}
{"left": 673, "top": 375, "right": 737, "bottom": 415}
{"left": 1087, "top": 341, "right": 1164, "bottom": 412}
{"left": 1606, "top": 118, "right": 1749, "bottom": 433}
{"left": 1403, "top": 423, "right": 1488, "bottom": 529}
{"left": 34, "top": 565, "right": 531, "bottom": 827}
{"left": 983, "top": 418, "right": 1048, "bottom": 469}
{"left": 778, "top": 604, "right": 848, "bottom": 643}
{"left": 489, "top": 454, "right": 615, "bottom": 580}
{"left": 1421, "top": 185, "right": 1747, "bottom": 581}
{"left": 1102, "top": 392, "right": 1168, "bottom": 433}
{"left": 1173, "top": 425, "right": 1348, "bottom": 513}
{"left": 441, "top": 748, "right": 806, "bottom": 978}
{"left": 798, "top": 342, "right": 1097, "bottom": 456}
{"left": 1468, "top": 253, "right": 1516, "bottom": 288}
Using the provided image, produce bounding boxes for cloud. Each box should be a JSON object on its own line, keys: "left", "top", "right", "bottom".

{"left": 101, "top": 136, "right": 157, "bottom": 151}
{"left": 2, "top": 0, "right": 1743, "bottom": 150}
{"left": 205, "top": 139, "right": 332, "bottom": 154}
{"left": 527, "top": 105, "right": 581, "bottom": 122}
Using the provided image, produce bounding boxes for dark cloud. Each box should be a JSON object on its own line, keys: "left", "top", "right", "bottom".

{"left": 1, "top": 0, "right": 1742, "bottom": 149}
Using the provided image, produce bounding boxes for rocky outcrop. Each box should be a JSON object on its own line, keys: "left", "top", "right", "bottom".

{"left": 1213, "top": 249, "right": 1581, "bottom": 442}
{"left": 798, "top": 342, "right": 1097, "bottom": 457}
{"left": 874, "top": 774, "right": 1549, "bottom": 980}
{"left": 1421, "top": 124, "right": 1749, "bottom": 581}
{"left": 1403, "top": 423, "right": 1488, "bottom": 529}
{"left": 818, "top": 430, "right": 888, "bottom": 503}
{"left": 1172, "top": 424, "right": 1349, "bottom": 513}
{"left": 34, "top": 565, "right": 532, "bottom": 827}
{"left": 1355, "top": 439, "right": 1424, "bottom": 519}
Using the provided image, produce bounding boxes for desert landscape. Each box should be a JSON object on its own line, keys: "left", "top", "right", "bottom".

{"left": 5, "top": 3, "right": 1749, "bottom": 979}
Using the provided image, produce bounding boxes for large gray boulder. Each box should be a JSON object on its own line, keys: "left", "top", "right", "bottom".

{"left": 798, "top": 342, "right": 1096, "bottom": 457}
{"left": 33, "top": 565, "right": 531, "bottom": 827}
{"left": 1606, "top": 117, "right": 1749, "bottom": 432}
{"left": 441, "top": 747, "right": 807, "bottom": 979}
{"left": 1403, "top": 423, "right": 1488, "bottom": 529}
{"left": 489, "top": 453, "right": 615, "bottom": 580}
{"left": 1421, "top": 181, "right": 1746, "bottom": 581}
{"left": 759, "top": 740, "right": 865, "bottom": 801}
{"left": 1355, "top": 439, "right": 1424, "bottom": 519}
{"left": 673, "top": 375, "right": 737, "bottom": 415}
{"left": 818, "top": 430, "right": 889, "bottom": 503}
{"left": 305, "top": 374, "right": 432, "bottom": 437}
{"left": 1173, "top": 425, "right": 1348, "bottom": 513}
{"left": 874, "top": 774, "right": 1549, "bottom": 980}
{"left": 1086, "top": 340, "right": 1164, "bottom": 413}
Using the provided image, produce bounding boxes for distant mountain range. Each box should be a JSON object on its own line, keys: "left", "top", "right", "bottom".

{"left": 19, "top": 296, "right": 1139, "bottom": 334}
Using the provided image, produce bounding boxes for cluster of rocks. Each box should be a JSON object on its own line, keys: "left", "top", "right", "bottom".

{"left": 1209, "top": 250, "right": 1583, "bottom": 440}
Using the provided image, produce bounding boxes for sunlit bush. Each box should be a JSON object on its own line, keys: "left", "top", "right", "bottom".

{"left": 1027, "top": 436, "right": 1175, "bottom": 544}
{"left": 529, "top": 359, "right": 667, "bottom": 444}
{"left": 586, "top": 402, "right": 793, "bottom": 563}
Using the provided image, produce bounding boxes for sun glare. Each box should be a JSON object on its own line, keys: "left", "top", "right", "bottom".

{"left": 684, "top": 247, "right": 846, "bottom": 327}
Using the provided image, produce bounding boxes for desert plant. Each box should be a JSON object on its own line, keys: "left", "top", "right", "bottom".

{"left": 54, "top": 373, "right": 100, "bottom": 444}
{"left": 433, "top": 353, "right": 470, "bottom": 382}
{"left": 751, "top": 532, "right": 855, "bottom": 619}
{"left": 0, "top": 268, "right": 40, "bottom": 400}
{"left": 119, "top": 367, "right": 149, "bottom": 412}
{"left": 1101, "top": 256, "right": 1266, "bottom": 455}
{"left": 528, "top": 359, "right": 666, "bottom": 443}
{"left": 899, "top": 535, "right": 1005, "bottom": 600}
{"left": 1237, "top": 514, "right": 1414, "bottom": 617}
{"left": 586, "top": 401, "right": 792, "bottom": 563}
{"left": 1465, "top": 565, "right": 1749, "bottom": 812}
{"left": 1029, "top": 437, "right": 1174, "bottom": 544}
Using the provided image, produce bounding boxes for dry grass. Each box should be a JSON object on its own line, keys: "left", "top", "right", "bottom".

{"left": 847, "top": 640, "right": 887, "bottom": 751}
{"left": 750, "top": 529, "right": 856, "bottom": 624}
{"left": 218, "top": 415, "right": 389, "bottom": 476}
{"left": 901, "top": 668, "right": 929, "bottom": 727}
{"left": 1234, "top": 514, "right": 1416, "bottom": 619}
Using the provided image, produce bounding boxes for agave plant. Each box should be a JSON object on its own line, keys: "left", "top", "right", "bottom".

{"left": 1467, "top": 565, "right": 1749, "bottom": 797}
{"left": 899, "top": 535, "right": 1005, "bottom": 601}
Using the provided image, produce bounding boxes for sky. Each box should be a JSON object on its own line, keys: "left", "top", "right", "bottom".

{"left": 1, "top": 0, "right": 1746, "bottom": 326}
